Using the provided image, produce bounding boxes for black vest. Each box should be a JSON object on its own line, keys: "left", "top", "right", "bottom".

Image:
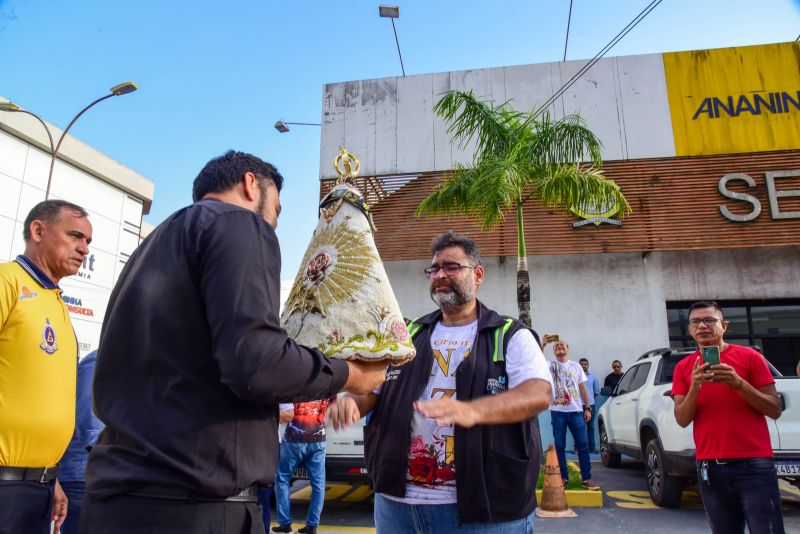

{"left": 364, "top": 301, "right": 542, "bottom": 524}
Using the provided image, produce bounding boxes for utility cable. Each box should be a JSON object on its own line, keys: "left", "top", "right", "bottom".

{"left": 539, "top": 0, "right": 662, "bottom": 114}
{"left": 536, "top": 0, "right": 664, "bottom": 117}
{"left": 564, "top": 0, "right": 574, "bottom": 61}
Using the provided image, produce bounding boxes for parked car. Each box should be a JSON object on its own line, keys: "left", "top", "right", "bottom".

{"left": 597, "top": 347, "right": 800, "bottom": 507}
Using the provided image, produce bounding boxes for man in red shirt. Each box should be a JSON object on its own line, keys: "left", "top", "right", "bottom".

{"left": 673, "top": 301, "right": 784, "bottom": 533}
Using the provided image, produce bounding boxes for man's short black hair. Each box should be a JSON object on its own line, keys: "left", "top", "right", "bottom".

{"left": 689, "top": 300, "right": 724, "bottom": 319}
{"left": 23, "top": 200, "right": 88, "bottom": 241}
{"left": 430, "top": 231, "right": 482, "bottom": 266}
{"left": 579, "top": 358, "right": 589, "bottom": 364}
{"left": 192, "top": 150, "right": 284, "bottom": 202}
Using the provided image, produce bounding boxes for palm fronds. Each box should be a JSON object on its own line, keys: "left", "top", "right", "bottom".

{"left": 417, "top": 158, "right": 525, "bottom": 230}
{"left": 526, "top": 112, "right": 604, "bottom": 167}
{"left": 534, "top": 164, "right": 631, "bottom": 217}
{"left": 433, "top": 91, "right": 526, "bottom": 156}
{"left": 420, "top": 90, "right": 631, "bottom": 326}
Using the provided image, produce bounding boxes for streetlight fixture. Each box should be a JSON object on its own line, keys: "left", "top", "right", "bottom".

{"left": 379, "top": 5, "right": 399, "bottom": 17}
{"left": 46, "top": 81, "right": 138, "bottom": 199}
{"left": 379, "top": 5, "right": 405, "bottom": 77}
{"left": 274, "top": 120, "right": 321, "bottom": 133}
{"left": 0, "top": 102, "right": 55, "bottom": 166}
{"left": 0, "top": 81, "right": 138, "bottom": 199}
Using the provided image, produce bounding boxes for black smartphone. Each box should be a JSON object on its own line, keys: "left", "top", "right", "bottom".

{"left": 701, "top": 346, "right": 721, "bottom": 372}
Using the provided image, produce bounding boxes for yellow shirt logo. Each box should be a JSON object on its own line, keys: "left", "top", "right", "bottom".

{"left": 39, "top": 318, "right": 58, "bottom": 355}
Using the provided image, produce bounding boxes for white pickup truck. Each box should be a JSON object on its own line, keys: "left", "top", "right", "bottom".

{"left": 597, "top": 347, "right": 800, "bottom": 507}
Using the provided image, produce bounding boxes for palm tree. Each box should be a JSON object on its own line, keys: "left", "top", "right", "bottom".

{"left": 418, "top": 90, "right": 630, "bottom": 326}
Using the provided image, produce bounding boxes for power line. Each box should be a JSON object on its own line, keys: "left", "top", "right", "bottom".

{"left": 540, "top": 0, "right": 663, "bottom": 114}
{"left": 563, "top": 0, "right": 574, "bottom": 62}
{"left": 536, "top": 0, "right": 664, "bottom": 117}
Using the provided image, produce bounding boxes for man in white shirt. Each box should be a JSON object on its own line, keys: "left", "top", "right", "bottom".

{"left": 328, "top": 231, "right": 553, "bottom": 531}
{"left": 543, "top": 339, "right": 599, "bottom": 490}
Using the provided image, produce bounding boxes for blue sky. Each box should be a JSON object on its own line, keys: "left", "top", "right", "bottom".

{"left": 2, "top": 0, "right": 799, "bottom": 279}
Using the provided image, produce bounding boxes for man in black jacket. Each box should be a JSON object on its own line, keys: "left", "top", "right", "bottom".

{"left": 81, "top": 151, "right": 386, "bottom": 534}
{"left": 328, "top": 231, "right": 553, "bottom": 532}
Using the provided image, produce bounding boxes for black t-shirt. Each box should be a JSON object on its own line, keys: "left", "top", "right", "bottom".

{"left": 87, "top": 200, "right": 348, "bottom": 499}
{"left": 604, "top": 372, "right": 623, "bottom": 389}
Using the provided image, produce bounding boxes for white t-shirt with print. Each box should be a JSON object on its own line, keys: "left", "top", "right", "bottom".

{"left": 384, "top": 320, "right": 552, "bottom": 505}
{"left": 549, "top": 360, "right": 587, "bottom": 413}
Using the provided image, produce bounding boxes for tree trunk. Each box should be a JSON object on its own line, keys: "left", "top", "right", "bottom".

{"left": 516, "top": 202, "right": 532, "bottom": 326}
{"left": 516, "top": 257, "right": 531, "bottom": 326}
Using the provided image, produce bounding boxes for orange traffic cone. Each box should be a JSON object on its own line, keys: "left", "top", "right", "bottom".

{"left": 536, "top": 443, "right": 577, "bottom": 518}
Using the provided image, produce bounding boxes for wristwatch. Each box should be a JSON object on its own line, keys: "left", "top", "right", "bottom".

{"left": 583, "top": 406, "right": 592, "bottom": 412}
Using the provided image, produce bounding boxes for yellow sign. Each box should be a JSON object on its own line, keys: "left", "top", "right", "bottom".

{"left": 664, "top": 42, "right": 800, "bottom": 156}
{"left": 570, "top": 196, "right": 623, "bottom": 227}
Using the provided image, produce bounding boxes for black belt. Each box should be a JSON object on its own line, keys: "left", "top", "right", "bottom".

{"left": 698, "top": 458, "right": 753, "bottom": 465}
{"left": 130, "top": 484, "right": 259, "bottom": 503}
{"left": 0, "top": 465, "right": 59, "bottom": 484}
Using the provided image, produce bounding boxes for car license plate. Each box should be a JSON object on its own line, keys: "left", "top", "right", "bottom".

{"left": 292, "top": 467, "right": 308, "bottom": 479}
{"left": 776, "top": 463, "right": 800, "bottom": 476}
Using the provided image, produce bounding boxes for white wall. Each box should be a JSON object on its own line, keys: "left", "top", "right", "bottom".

{"left": 320, "top": 52, "right": 676, "bottom": 178}
{"left": 385, "top": 246, "right": 800, "bottom": 373}
{"left": 0, "top": 128, "right": 148, "bottom": 358}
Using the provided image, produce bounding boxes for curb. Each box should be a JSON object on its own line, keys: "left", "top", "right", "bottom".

{"left": 536, "top": 489, "right": 603, "bottom": 508}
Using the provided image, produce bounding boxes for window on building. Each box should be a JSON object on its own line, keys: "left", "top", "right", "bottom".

{"left": 666, "top": 300, "right": 800, "bottom": 376}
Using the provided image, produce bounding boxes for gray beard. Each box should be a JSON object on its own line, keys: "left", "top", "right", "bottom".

{"left": 431, "top": 285, "right": 474, "bottom": 312}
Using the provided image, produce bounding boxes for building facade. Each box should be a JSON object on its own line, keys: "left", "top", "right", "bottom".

{"left": 318, "top": 42, "right": 800, "bottom": 375}
{"left": 0, "top": 100, "right": 154, "bottom": 358}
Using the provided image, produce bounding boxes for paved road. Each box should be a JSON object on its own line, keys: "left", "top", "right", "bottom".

{"left": 274, "top": 458, "right": 800, "bottom": 533}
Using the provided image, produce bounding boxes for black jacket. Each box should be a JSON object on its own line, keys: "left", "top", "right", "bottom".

{"left": 365, "top": 301, "right": 542, "bottom": 524}
{"left": 87, "top": 200, "right": 349, "bottom": 499}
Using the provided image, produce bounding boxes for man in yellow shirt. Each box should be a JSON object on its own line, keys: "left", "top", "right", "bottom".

{"left": 0, "top": 200, "right": 92, "bottom": 534}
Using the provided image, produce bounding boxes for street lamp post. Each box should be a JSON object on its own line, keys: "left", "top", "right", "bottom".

{"left": 274, "top": 120, "right": 321, "bottom": 133}
{"left": 379, "top": 5, "right": 405, "bottom": 77}
{"left": 0, "top": 102, "right": 55, "bottom": 168}
{"left": 0, "top": 81, "right": 138, "bottom": 199}
{"left": 45, "top": 82, "right": 138, "bottom": 199}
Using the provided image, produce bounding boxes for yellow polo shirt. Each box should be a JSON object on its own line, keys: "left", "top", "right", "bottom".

{"left": 0, "top": 257, "right": 77, "bottom": 467}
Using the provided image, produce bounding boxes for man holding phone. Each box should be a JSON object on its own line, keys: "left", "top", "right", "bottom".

{"left": 673, "top": 301, "right": 784, "bottom": 533}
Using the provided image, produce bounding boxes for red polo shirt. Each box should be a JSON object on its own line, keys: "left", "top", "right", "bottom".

{"left": 672, "top": 344, "right": 774, "bottom": 460}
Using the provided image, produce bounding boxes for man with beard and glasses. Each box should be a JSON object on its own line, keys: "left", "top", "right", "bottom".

{"left": 327, "top": 231, "right": 553, "bottom": 532}
{"left": 81, "top": 151, "right": 387, "bottom": 534}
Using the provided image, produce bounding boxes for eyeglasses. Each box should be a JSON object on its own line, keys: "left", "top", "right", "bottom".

{"left": 424, "top": 262, "right": 477, "bottom": 278}
{"left": 688, "top": 317, "right": 721, "bottom": 328}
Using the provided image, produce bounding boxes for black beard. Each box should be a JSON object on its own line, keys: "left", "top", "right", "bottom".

{"left": 255, "top": 180, "right": 269, "bottom": 220}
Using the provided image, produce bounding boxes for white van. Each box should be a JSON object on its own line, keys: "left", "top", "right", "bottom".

{"left": 325, "top": 415, "right": 369, "bottom": 483}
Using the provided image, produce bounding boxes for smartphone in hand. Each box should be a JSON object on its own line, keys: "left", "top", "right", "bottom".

{"left": 701, "top": 346, "right": 721, "bottom": 372}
